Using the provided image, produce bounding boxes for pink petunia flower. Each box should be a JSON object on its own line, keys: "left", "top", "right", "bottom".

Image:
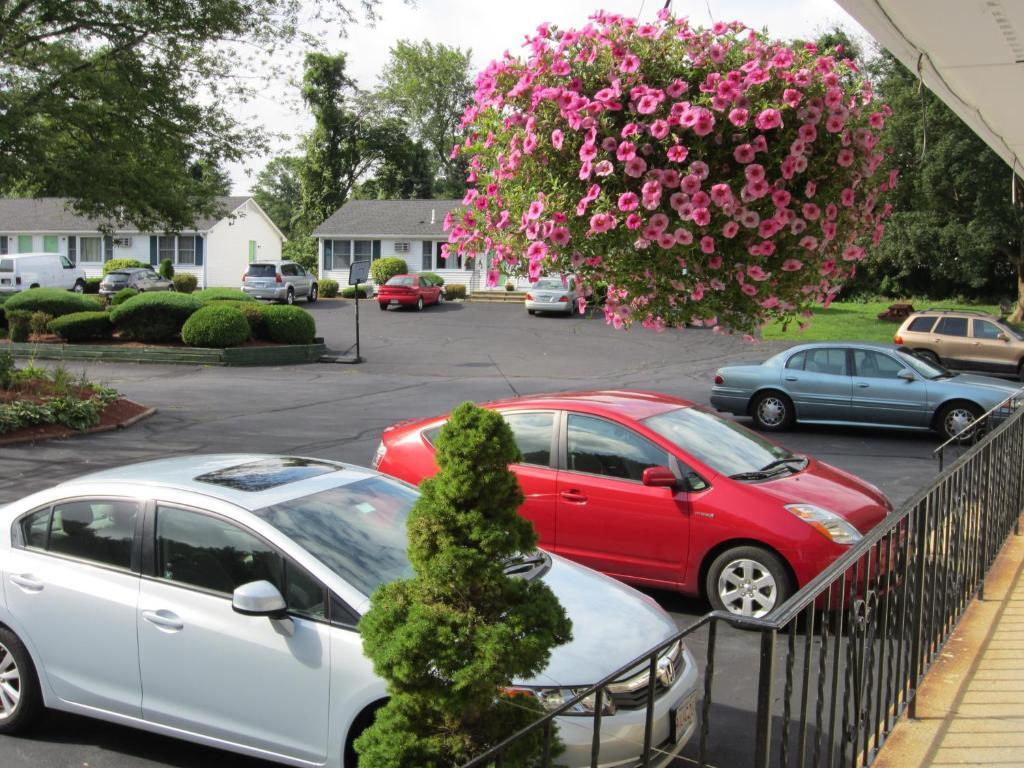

{"left": 550, "top": 227, "right": 571, "bottom": 246}
{"left": 722, "top": 221, "right": 740, "bottom": 239}
{"left": 625, "top": 213, "right": 643, "bottom": 230}
{"left": 624, "top": 156, "right": 648, "bottom": 177}
{"left": 700, "top": 236, "right": 716, "bottom": 254}
{"left": 733, "top": 144, "right": 755, "bottom": 163}
{"left": 674, "top": 228, "right": 694, "bottom": 245}
{"left": 589, "top": 213, "right": 616, "bottom": 234}
{"left": 617, "top": 192, "right": 639, "bottom": 211}
{"left": 594, "top": 160, "right": 614, "bottom": 176}
{"left": 728, "top": 107, "right": 749, "bottom": 127}
{"left": 781, "top": 258, "right": 803, "bottom": 271}
{"left": 616, "top": 141, "right": 637, "bottom": 161}
{"left": 754, "top": 108, "right": 783, "bottom": 130}
{"left": 667, "top": 144, "right": 689, "bottom": 163}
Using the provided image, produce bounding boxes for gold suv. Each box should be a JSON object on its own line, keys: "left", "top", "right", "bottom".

{"left": 895, "top": 310, "right": 1024, "bottom": 381}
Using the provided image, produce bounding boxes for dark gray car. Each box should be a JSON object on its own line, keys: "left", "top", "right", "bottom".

{"left": 98, "top": 268, "right": 174, "bottom": 297}
{"left": 711, "top": 342, "right": 1023, "bottom": 440}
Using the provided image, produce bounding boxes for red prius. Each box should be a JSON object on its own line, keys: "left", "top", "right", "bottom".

{"left": 373, "top": 390, "right": 892, "bottom": 619}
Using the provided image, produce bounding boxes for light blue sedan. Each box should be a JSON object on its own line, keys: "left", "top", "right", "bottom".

{"left": 711, "top": 343, "right": 1023, "bottom": 440}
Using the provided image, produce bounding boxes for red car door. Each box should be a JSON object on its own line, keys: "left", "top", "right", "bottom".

{"left": 498, "top": 411, "right": 560, "bottom": 547}
{"left": 554, "top": 412, "right": 690, "bottom": 587}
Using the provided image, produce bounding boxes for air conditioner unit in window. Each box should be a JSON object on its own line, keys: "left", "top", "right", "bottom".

{"left": 112, "top": 237, "right": 132, "bottom": 248}
{"left": 394, "top": 242, "right": 410, "bottom": 253}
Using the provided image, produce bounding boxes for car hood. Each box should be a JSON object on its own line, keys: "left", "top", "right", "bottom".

{"left": 519, "top": 554, "right": 679, "bottom": 687}
{"left": 748, "top": 459, "right": 892, "bottom": 534}
{"left": 936, "top": 373, "right": 1021, "bottom": 398}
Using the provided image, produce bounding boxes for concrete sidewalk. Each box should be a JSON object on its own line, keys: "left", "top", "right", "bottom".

{"left": 876, "top": 523, "right": 1024, "bottom": 767}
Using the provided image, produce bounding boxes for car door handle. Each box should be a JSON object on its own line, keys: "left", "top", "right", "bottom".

{"left": 560, "top": 491, "right": 588, "bottom": 503}
{"left": 9, "top": 574, "right": 44, "bottom": 592}
{"left": 857, "top": 382, "right": 870, "bottom": 388}
{"left": 784, "top": 376, "right": 798, "bottom": 381}
{"left": 141, "top": 610, "right": 184, "bottom": 632}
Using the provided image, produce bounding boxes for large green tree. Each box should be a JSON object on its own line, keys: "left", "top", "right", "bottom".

{"left": 353, "top": 138, "right": 435, "bottom": 200}
{"left": 376, "top": 40, "right": 474, "bottom": 197}
{"left": 867, "top": 53, "right": 1023, "bottom": 316}
{"left": 0, "top": 0, "right": 380, "bottom": 231}
{"left": 253, "top": 155, "right": 304, "bottom": 239}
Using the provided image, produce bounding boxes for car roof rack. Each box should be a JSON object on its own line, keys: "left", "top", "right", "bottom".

{"left": 920, "top": 308, "right": 993, "bottom": 317}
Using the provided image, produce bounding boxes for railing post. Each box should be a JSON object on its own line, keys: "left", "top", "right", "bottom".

{"left": 909, "top": 500, "right": 928, "bottom": 720}
{"left": 754, "top": 628, "right": 777, "bottom": 768}
{"left": 979, "top": 442, "right": 992, "bottom": 600}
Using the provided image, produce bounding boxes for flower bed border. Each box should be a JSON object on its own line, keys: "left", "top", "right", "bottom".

{"left": 0, "top": 399, "right": 156, "bottom": 447}
{"left": 1, "top": 340, "right": 327, "bottom": 366}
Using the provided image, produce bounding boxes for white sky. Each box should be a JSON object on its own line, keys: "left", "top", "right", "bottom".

{"left": 228, "top": 0, "right": 870, "bottom": 193}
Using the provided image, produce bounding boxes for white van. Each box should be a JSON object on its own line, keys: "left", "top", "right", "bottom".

{"left": 0, "top": 252, "right": 87, "bottom": 293}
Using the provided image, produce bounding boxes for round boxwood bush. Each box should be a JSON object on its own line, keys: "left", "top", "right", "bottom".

{"left": 370, "top": 257, "right": 408, "bottom": 287}
{"left": 110, "top": 287, "right": 139, "bottom": 306}
{"left": 173, "top": 273, "right": 198, "bottom": 293}
{"left": 181, "top": 304, "right": 251, "bottom": 348}
{"left": 319, "top": 278, "right": 339, "bottom": 298}
{"left": 261, "top": 305, "right": 316, "bottom": 345}
{"left": 3, "top": 288, "right": 102, "bottom": 318}
{"left": 102, "top": 258, "right": 147, "bottom": 276}
{"left": 193, "top": 288, "right": 255, "bottom": 303}
{"left": 341, "top": 285, "right": 370, "bottom": 299}
{"left": 47, "top": 311, "right": 113, "bottom": 342}
{"left": 109, "top": 292, "right": 203, "bottom": 343}
{"left": 444, "top": 284, "right": 467, "bottom": 300}
{"left": 212, "top": 300, "right": 266, "bottom": 337}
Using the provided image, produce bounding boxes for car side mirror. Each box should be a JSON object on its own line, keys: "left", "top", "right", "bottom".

{"left": 232, "top": 580, "right": 287, "bottom": 619}
{"left": 997, "top": 333, "right": 1010, "bottom": 342}
{"left": 642, "top": 466, "right": 677, "bottom": 488}
{"left": 897, "top": 370, "right": 916, "bottom": 382}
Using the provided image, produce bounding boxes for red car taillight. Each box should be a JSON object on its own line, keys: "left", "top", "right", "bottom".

{"left": 714, "top": 374, "right": 724, "bottom": 385}
{"left": 15, "top": 276, "right": 21, "bottom": 285}
{"left": 525, "top": 292, "right": 533, "bottom": 301}
{"left": 558, "top": 295, "right": 568, "bottom": 302}
{"left": 893, "top": 334, "right": 903, "bottom": 345}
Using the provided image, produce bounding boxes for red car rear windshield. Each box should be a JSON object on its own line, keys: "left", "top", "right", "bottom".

{"left": 385, "top": 276, "right": 415, "bottom": 286}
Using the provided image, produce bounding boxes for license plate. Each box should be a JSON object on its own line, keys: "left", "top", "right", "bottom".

{"left": 672, "top": 693, "right": 697, "bottom": 744}
{"left": 390, "top": 299, "right": 399, "bottom": 305}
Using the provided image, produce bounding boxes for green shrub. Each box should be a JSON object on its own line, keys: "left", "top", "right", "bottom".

{"left": 172, "top": 273, "right": 198, "bottom": 293}
{"left": 181, "top": 304, "right": 251, "bottom": 348}
{"left": 210, "top": 300, "right": 266, "bottom": 335}
{"left": 283, "top": 235, "right": 319, "bottom": 274}
{"left": 159, "top": 258, "right": 174, "bottom": 279}
{"left": 102, "top": 258, "right": 147, "bottom": 275}
{"left": 0, "top": 351, "right": 14, "bottom": 389}
{"left": 370, "top": 257, "right": 408, "bottom": 286}
{"left": 341, "top": 285, "right": 370, "bottom": 299}
{"left": 7, "top": 310, "right": 30, "bottom": 342}
{"left": 261, "top": 305, "right": 316, "bottom": 344}
{"left": 109, "top": 292, "right": 203, "bottom": 343}
{"left": 193, "top": 287, "right": 255, "bottom": 303}
{"left": 419, "top": 272, "right": 444, "bottom": 285}
{"left": 29, "top": 311, "right": 53, "bottom": 336}
{"left": 84, "top": 277, "right": 102, "bottom": 294}
{"left": 319, "top": 278, "right": 339, "bottom": 298}
{"left": 47, "top": 311, "right": 113, "bottom": 342}
{"left": 445, "top": 284, "right": 467, "bottom": 300}
{"left": 3, "top": 288, "right": 102, "bottom": 318}
{"left": 111, "top": 287, "right": 139, "bottom": 306}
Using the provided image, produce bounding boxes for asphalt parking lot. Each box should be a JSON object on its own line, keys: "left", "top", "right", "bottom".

{"left": 0, "top": 299, "right": 950, "bottom": 767}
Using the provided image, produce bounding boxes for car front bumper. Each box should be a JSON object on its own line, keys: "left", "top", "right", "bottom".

{"left": 555, "top": 646, "right": 699, "bottom": 768}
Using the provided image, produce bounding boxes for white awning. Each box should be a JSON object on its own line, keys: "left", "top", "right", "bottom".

{"left": 836, "top": 0, "right": 1024, "bottom": 179}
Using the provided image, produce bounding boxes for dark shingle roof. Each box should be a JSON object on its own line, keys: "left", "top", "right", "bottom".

{"left": 0, "top": 196, "right": 250, "bottom": 233}
{"left": 313, "top": 199, "right": 463, "bottom": 237}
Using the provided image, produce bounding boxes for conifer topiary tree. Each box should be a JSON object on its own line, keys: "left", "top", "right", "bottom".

{"left": 356, "top": 402, "right": 573, "bottom": 768}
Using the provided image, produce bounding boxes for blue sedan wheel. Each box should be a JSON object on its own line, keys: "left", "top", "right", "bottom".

{"left": 751, "top": 391, "right": 794, "bottom": 431}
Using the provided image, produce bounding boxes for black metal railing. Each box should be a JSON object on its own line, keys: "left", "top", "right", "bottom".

{"left": 461, "top": 405, "right": 1024, "bottom": 768}
{"left": 934, "top": 385, "right": 1024, "bottom": 470}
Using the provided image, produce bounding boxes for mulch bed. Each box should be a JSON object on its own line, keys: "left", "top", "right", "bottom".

{"left": 13, "top": 332, "right": 283, "bottom": 348}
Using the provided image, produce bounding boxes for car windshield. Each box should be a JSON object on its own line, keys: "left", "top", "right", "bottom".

{"left": 0, "top": 259, "right": 12, "bottom": 273}
{"left": 643, "top": 406, "right": 797, "bottom": 477}
{"left": 253, "top": 476, "right": 416, "bottom": 597}
{"left": 1003, "top": 324, "right": 1024, "bottom": 341}
{"left": 534, "top": 279, "right": 566, "bottom": 291}
{"left": 386, "top": 276, "right": 415, "bottom": 286}
{"left": 896, "top": 349, "right": 952, "bottom": 379}
{"left": 247, "top": 264, "right": 277, "bottom": 278}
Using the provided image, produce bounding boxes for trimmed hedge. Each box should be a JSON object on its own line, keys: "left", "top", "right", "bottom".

{"left": 445, "top": 284, "right": 467, "bottom": 300}
{"left": 341, "top": 285, "right": 370, "bottom": 299}
{"left": 173, "top": 273, "right": 198, "bottom": 293}
{"left": 109, "top": 292, "right": 203, "bottom": 343}
{"left": 3, "top": 288, "right": 102, "bottom": 318}
{"left": 159, "top": 259, "right": 175, "bottom": 279}
{"left": 261, "top": 305, "right": 316, "bottom": 345}
{"left": 102, "top": 258, "right": 147, "bottom": 275}
{"left": 47, "top": 311, "right": 113, "bottom": 342}
{"left": 181, "top": 304, "right": 251, "bottom": 348}
{"left": 203, "top": 300, "right": 266, "bottom": 337}
{"left": 419, "top": 272, "right": 444, "bottom": 285}
{"left": 370, "top": 257, "right": 408, "bottom": 286}
{"left": 320, "top": 278, "right": 339, "bottom": 298}
{"left": 84, "top": 277, "right": 102, "bottom": 294}
{"left": 111, "top": 287, "right": 139, "bottom": 306}
{"left": 6, "top": 310, "right": 30, "bottom": 342}
{"left": 193, "top": 288, "right": 254, "bottom": 303}
{"left": 0, "top": 294, "right": 8, "bottom": 329}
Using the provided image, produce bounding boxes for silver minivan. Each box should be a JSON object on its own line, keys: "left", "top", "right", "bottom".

{"left": 0, "top": 455, "right": 698, "bottom": 768}
{"left": 241, "top": 261, "right": 318, "bottom": 304}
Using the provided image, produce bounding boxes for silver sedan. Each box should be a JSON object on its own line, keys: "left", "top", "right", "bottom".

{"left": 711, "top": 342, "right": 1023, "bottom": 440}
{"left": 526, "top": 277, "right": 577, "bottom": 315}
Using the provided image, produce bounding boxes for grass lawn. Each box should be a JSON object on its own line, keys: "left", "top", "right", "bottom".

{"left": 762, "top": 301, "right": 1010, "bottom": 343}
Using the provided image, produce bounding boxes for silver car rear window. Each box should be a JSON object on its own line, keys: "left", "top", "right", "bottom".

{"left": 247, "top": 264, "right": 277, "bottom": 278}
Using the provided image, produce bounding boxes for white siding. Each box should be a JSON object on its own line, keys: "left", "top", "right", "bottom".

{"left": 319, "top": 237, "right": 482, "bottom": 293}
{"left": 203, "top": 199, "right": 283, "bottom": 287}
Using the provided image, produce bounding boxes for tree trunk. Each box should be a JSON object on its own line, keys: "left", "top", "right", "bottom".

{"left": 1012, "top": 255, "right": 1024, "bottom": 323}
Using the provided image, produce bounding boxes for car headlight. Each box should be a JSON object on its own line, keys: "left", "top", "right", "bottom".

{"left": 785, "top": 503, "right": 862, "bottom": 544}
{"left": 503, "top": 685, "right": 617, "bottom": 716}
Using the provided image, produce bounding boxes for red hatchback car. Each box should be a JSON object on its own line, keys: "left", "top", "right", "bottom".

{"left": 377, "top": 274, "right": 443, "bottom": 311}
{"left": 374, "top": 391, "right": 892, "bottom": 619}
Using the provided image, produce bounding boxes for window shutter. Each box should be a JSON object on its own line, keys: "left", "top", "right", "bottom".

{"left": 247, "top": 240, "right": 256, "bottom": 263}
{"left": 150, "top": 236, "right": 158, "bottom": 265}
{"left": 421, "top": 240, "right": 432, "bottom": 271}
{"left": 103, "top": 236, "right": 114, "bottom": 261}
{"left": 372, "top": 239, "right": 381, "bottom": 261}
{"left": 68, "top": 236, "right": 77, "bottom": 265}
{"left": 195, "top": 236, "right": 204, "bottom": 266}
{"left": 0, "top": 236, "right": 6, "bottom": 255}
{"left": 323, "top": 240, "right": 333, "bottom": 271}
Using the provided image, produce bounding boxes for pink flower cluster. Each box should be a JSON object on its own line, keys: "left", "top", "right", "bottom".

{"left": 445, "top": 10, "right": 894, "bottom": 332}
